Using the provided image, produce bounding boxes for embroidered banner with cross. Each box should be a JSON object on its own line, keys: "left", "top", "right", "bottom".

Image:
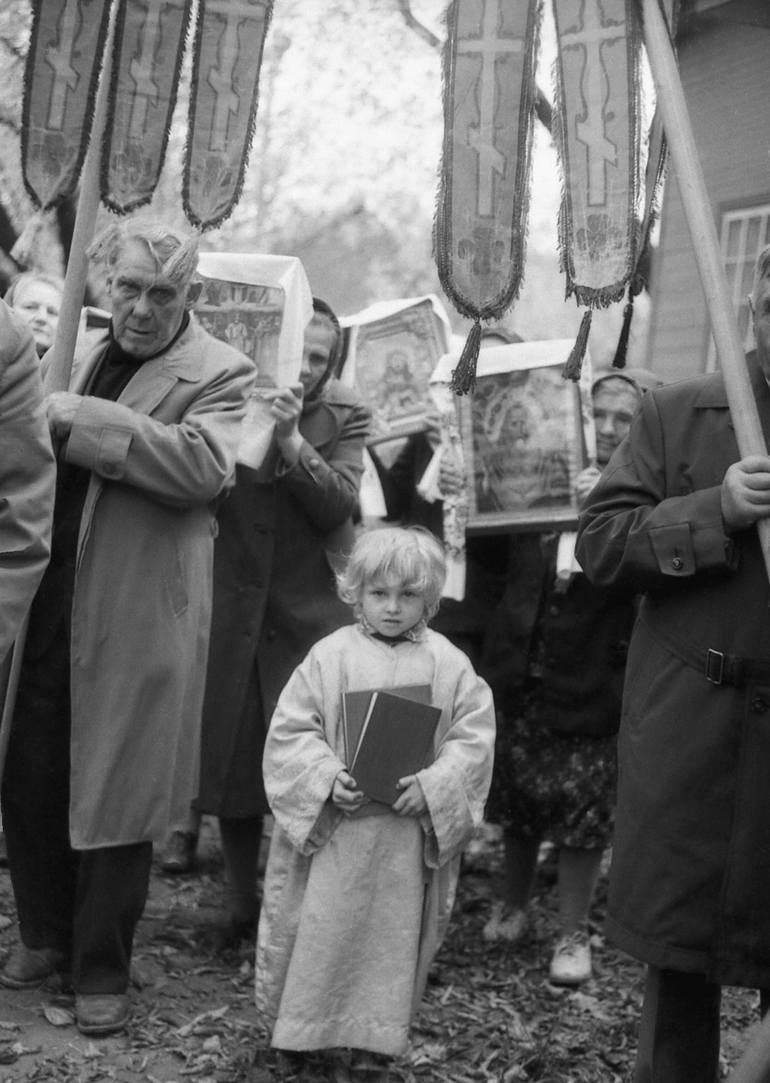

{"left": 435, "top": 0, "right": 541, "bottom": 391}
{"left": 553, "top": 0, "right": 643, "bottom": 309}
{"left": 183, "top": 0, "right": 274, "bottom": 230}
{"left": 101, "top": 0, "right": 193, "bottom": 214}
{"left": 21, "top": 0, "right": 112, "bottom": 209}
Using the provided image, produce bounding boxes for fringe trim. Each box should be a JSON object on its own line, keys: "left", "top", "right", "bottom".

{"left": 562, "top": 310, "right": 592, "bottom": 382}
{"left": 450, "top": 320, "right": 482, "bottom": 395}
{"left": 553, "top": 0, "right": 643, "bottom": 309}
{"left": 21, "top": 0, "right": 112, "bottom": 211}
{"left": 101, "top": 0, "right": 194, "bottom": 216}
{"left": 183, "top": 0, "right": 274, "bottom": 231}
{"left": 434, "top": 0, "right": 542, "bottom": 327}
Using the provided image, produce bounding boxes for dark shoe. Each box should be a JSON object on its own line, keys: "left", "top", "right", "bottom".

{"left": 75, "top": 993, "right": 130, "bottom": 1036}
{"left": 0, "top": 945, "right": 66, "bottom": 989}
{"left": 212, "top": 911, "right": 259, "bottom": 953}
{"left": 159, "top": 830, "right": 198, "bottom": 874}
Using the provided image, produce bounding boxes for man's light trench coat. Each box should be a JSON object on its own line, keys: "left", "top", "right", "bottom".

{"left": 55, "top": 318, "right": 254, "bottom": 849}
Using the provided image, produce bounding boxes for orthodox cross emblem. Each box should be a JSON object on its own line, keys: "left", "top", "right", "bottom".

{"left": 457, "top": 0, "right": 525, "bottom": 217}
{"left": 44, "top": 0, "right": 82, "bottom": 131}
{"left": 560, "top": 1, "right": 625, "bottom": 207}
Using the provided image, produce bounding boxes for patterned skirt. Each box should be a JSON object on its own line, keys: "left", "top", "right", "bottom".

{"left": 485, "top": 689, "right": 617, "bottom": 850}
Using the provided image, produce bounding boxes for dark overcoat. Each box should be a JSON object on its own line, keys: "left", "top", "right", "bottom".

{"left": 576, "top": 354, "right": 770, "bottom": 987}
{"left": 480, "top": 533, "right": 633, "bottom": 737}
{"left": 196, "top": 379, "right": 369, "bottom": 817}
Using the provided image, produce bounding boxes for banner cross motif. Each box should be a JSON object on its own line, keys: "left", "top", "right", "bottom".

{"left": 561, "top": 4, "right": 626, "bottom": 207}
{"left": 457, "top": 0, "right": 525, "bottom": 218}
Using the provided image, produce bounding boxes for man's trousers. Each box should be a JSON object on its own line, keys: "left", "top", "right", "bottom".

{"left": 1, "top": 630, "right": 152, "bottom": 994}
{"left": 634, "top": 966, "right": 770, "bottom": 1083}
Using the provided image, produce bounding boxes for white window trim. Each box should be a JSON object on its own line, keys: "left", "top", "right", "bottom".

{"left": 707, "top": 202, "right": 770, "bottom": 371}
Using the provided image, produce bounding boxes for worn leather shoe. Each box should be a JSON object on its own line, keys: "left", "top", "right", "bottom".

{"left": 75, "top": 993, "right": 130, "bottom": 1036}
{"left": 0, "top": 944, "right": 66, "bottom": 989}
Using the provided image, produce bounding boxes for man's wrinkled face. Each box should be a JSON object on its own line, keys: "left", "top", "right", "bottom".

{"left": 299, "top": 314, "right": 336, "bottom": 396}
{"left": 592, "top": 380, "right": 640, "bottom": 466}
{"left": 750, "top": 261, "right": 770, "bottom": 380}
{"left": 108, "top": 239, "right": 189, "bottom": 359}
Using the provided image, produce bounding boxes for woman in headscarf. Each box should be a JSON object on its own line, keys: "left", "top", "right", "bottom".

{"left": 189, "top": 298, "right": 371, "bottom": 942}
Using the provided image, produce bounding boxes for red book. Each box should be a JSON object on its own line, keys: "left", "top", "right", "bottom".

{"left": 349, "top": 690, "right": 441, "bottom": 806}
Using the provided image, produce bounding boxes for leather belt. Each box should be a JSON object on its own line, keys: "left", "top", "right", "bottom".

{"left": 640, "top": 614, "right": 770, "bottom": 689}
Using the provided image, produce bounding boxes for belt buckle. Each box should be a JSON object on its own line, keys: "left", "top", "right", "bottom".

{"left": 705, "top": 648, "right": 725, "bottom": 685}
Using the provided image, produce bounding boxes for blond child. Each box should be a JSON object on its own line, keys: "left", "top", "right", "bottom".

{"left": 255, "top": 527, "right": 495, "bottom": 1082}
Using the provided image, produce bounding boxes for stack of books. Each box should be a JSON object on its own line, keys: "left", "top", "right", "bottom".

{"left": 341, "top": 684, "right": 441, "bottom": 807}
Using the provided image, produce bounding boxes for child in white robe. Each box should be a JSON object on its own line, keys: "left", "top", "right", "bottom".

{"left": 256, "top": 526, "right": 495, "bottom": 1082}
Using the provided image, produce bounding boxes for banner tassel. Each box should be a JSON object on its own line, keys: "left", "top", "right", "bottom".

{"left": 450, "top": 319, "right": 482, "bottom": 395}
{"left": 612, "top": 293, "right": 634, "bottom": 369}
{"left": 562, "top": 309, "right": 592, "bottom": 381}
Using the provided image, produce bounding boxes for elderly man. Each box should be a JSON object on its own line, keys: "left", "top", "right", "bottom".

{"left": 0, "top": 299, "right": 55, "bottom": 661}
{"left": 577, "top": 245, "right": 770, "bottom": 1081}
{"left": 0, "top": 220, "right": 254, "bottom": 1037}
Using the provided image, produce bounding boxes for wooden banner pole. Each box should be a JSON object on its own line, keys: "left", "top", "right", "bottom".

{"left": 44, "top": 6, "right": 115, "bottom": 394}
{"left": 0, "top": 11, "right": 118, "bottom": 790}
{"left": 641, "top": 0, "right": 770, "bottom": 583}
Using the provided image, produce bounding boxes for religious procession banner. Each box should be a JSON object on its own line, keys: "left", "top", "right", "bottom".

{"left": 435, "top": 0, "right": 541, "bottom": 392}
{"left": 184, "top": 0, "right": 273, "bottom": 230}
{"left": 21, "top": 0, "right": 112, "bottom": 209}
{"left": 552, "top": 0, "right": 643, "bottom": 310}
{"left": 101, "top": 0, "right": 193, "bottom": 214}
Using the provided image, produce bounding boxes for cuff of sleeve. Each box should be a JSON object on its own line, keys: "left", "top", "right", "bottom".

{"left": 278, "top": 440, "right": 325, "bottom": 485}
{"left": 648, "top": 488, "right": 737, "bottom": 577}
{"left": 65, "top": 399, "right": 134, "bottom": 480}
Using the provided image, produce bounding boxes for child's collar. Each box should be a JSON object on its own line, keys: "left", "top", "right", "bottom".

{"left": 359, "top": 614, "right": 427, "bottom": 644}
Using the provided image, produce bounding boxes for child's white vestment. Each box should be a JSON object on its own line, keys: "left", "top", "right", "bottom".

{"left": 256, "top": 625, "right": 495, "bottom": 1055}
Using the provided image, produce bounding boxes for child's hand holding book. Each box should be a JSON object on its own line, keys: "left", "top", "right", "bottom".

{"left": 393, "top": 774, "right": 428, "bottom": 817}
{"left": 332, "top": 769, "right": 366, "bottom": 814}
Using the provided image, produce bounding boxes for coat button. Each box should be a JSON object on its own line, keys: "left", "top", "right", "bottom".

{"left": 671, "top": 556, "right": 683, "bottom": 571}
{"left": 752, "top": 697, "right": 768, "bottom": 714}
{"left": 549, "top": 605, "right": 560, "bottom": 616}
{"left": 308, "top": 457, "right": 320, "bottom": 468}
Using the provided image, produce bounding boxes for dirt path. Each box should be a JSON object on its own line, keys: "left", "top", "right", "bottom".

{"left": 0, "top": 826, "right": 761, "bottom": 1082}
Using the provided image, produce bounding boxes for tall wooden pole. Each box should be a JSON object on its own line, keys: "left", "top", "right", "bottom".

{"left": 641, "top": 0, "right": 770, "bottom": 583}
{"left": 43, "top": 7, "right": 115, "bottom": 394}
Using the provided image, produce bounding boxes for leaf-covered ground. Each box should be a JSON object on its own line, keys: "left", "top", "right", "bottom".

{"left": 0, "top": 822, "right": 760, "bottom": 1082}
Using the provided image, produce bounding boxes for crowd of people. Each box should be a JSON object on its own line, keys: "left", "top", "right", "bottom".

{"left": 2, "top": 219, "right": 770, "bottom": 1083}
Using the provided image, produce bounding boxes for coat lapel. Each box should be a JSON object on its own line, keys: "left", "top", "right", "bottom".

{"left": 74, "top": 318, "right": 206, "bottom": 567}
{"left": 69, "top": 318, "right": 205, "bottom": 414}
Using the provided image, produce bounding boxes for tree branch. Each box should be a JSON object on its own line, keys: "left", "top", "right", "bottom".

{"left": 392, "top": 0, "right": 441, "bottom": 50}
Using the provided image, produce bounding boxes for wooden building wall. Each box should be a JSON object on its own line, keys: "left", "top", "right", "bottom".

{"left": 647, "top": 2, "right": 770, "bottom": 382}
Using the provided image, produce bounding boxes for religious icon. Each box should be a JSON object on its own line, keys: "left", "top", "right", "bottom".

{"left": 446, "top": 340, "right": 593, "bottom": 532}
{"left": 195, "top": 278, "right": 283, "bottom": 384}
{"left": 341, "top": 297, "right": 451, "bottom": 443}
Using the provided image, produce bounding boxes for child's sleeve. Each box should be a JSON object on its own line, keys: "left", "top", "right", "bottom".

{"left": 263, "top": 648, "right": 346, "bottom": 856}
{"left": 416, "top": 659, "right": 496, "bottom": 868}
